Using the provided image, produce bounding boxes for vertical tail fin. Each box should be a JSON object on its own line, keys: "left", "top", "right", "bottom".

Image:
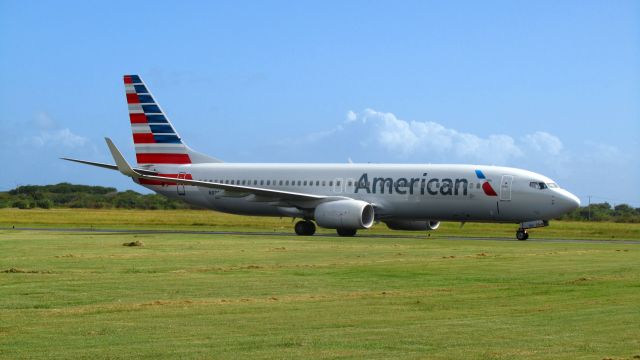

{"left": 123, "top": 75, "right": 222, "bottom": 166}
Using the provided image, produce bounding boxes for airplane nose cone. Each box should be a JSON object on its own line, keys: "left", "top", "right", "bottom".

{"left": 559, "top": 190, "right": 580, "bottom": 212}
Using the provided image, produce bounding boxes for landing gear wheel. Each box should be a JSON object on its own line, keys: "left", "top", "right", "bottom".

{"left": 516, "top": 229, "right": 529, "bottom": 241}
{"left": 336, "top": 228, "right": 357, "bottom": 237}
{"left": 294, "top": 221, "right": 316, "bottom": 236}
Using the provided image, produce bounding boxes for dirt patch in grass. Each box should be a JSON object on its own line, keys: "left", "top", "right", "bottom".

{"left": 122, "top": 240, "right": 144, "bottom": 247}
{"left": 566, "top": 277, "right": 592, "bottom": 284}
{"left": 2, "top": 268, "right": 53, "bottom": 274}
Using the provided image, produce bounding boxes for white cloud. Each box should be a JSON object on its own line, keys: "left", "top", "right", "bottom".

{"left": 31, "top": 128, "right": 88, "bottom": 148}
{"left": 345, "top": 110, "right": 357, "bottom": 122}
{"left": 354, "top": 108, "right": 525, "bottom": 164}
{"left": 18, "top": 112, "right": 90, "bottom": 149}
{"left": 522, "top": 131, "right": 563, "bottom": 155}
{"left": 277, "top": 108, "right": 630, "bottom": 201}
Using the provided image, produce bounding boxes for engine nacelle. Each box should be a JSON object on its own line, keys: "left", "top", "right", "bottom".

{"left": 384, "top": 219, "right": 441, "bottom": 231}
{"left": 314, "top": 200, "right": 374, "bottom": 229}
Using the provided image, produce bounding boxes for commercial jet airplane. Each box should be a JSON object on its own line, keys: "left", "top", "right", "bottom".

{"left": 63, "top": 75, "right": 580, "bottom": 240}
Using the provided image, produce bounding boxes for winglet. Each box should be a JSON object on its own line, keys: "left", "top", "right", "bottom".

{"left": 105, "top": 137, "right": 139, "bottom": 177}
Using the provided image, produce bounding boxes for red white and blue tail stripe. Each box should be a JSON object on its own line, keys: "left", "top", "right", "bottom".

{"left": 124, "top": 74, "right": 192, "bottom": 165}
{"left": 124, "top": 75, "right": 222, "bottom": 166}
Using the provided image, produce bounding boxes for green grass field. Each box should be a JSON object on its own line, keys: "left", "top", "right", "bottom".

{"left": 1, "top": 210, "right": 639, "bottom": 359}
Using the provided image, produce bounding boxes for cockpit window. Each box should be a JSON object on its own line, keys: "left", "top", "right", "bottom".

{"left": 547, "top": 183, "right": 559, "bottom": 189}
{"left": 529, "top": 182, "right": 548, "bottom": 190}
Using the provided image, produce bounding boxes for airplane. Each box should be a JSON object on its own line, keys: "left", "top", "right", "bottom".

{"left": 63, "top": 75, "right": 581, "bottom": 240}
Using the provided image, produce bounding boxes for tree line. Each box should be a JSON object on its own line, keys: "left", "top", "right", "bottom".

{"left": 559, "top": 202, "right": 640, "bottom": 223}
{"left": 0, "top": 183, "right": 193, "bottom": 210}
{"left": 0, "top": 183, "right": 638, "bottom": 222}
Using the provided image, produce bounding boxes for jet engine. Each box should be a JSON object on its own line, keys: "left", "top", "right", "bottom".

{"left": 384, "top": 219, "right": 441, "bottom": 231}
{"left": 314, "top": 200, "right": 374, "bottom": 229}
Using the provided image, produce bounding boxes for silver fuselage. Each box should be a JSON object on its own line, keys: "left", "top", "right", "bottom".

{"left": 141, "top": 163, "right": 580, "bottom": 223}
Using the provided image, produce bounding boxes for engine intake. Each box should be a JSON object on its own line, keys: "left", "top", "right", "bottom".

{"left": 384, "top": 219, "right": 441, "bottom": 231}
{"left": 314, "top": 200, "right": 374, "bottom": 229}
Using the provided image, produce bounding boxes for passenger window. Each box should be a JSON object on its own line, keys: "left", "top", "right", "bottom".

{"left": 279, "top": 180, "right": 283, "bottom": 186}
{"left": 303, "top": 181, "right": 307, "bottom": 186}
{"left": 316, "top": 181, "right": 319, "bottom": 186}
{"left": 267, "top": 180, "right": 270, "bottom": 185}
{"left": 297, "top": 181, "right": 301, "bottom": 186}
{"left": 322, "top": 181, "right": 326, "bottom": 186}
{"left": 329, "top": 181, "right": 333, "bottom": 186}
{"left": 477, "top": 183, "right": 480, "bottom": 189}
{"left": 348, "top": 181, "right": 352, "bottom": 186}
{"left": 337, "top": 181, "right": 341, "bottom": 186}
{"left": 285, "top": 180, "right": 289, "bottom": 186}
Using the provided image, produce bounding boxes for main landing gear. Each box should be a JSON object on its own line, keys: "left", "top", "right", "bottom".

{"left": 293, "top": 221, "right": 358, "bottom": 237}
{"left": 336, "top": 228, "right": 357, "bottom": 237}
{"left": 516, "top": 229, "right": 529, "bottom": 241}
{"left": 294, "top": 220, "right": 316, "bottom": 236}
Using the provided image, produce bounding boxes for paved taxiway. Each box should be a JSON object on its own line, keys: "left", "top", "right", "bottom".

{"left": 4, "top": 227, "right": 640, "bottom": 245}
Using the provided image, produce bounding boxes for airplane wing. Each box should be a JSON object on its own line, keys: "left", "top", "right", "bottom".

{"left": 65, "top": 138, "right": 349, "bottom": 205}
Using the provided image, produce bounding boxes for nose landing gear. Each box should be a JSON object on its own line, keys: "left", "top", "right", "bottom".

{"left": 516, "top": 220, "right": 549, "bottom": 240}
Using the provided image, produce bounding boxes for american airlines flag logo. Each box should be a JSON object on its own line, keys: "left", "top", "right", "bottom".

{"left": 475, "top": 169, "right": 498, "bottom": 196}
{"left": 123, "top": 75, "right": 191, "bottom": 165}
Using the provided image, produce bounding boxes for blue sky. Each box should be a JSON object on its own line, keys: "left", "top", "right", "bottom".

{"left": 1, "top": 0, "right": 638, "bottom": 205}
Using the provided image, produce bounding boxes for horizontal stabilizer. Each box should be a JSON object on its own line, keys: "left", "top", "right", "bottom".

{"left": 60, "top": 157, "right": 157, "bottom": 175}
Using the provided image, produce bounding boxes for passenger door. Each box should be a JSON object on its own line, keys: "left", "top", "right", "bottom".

{"left": 499, "top": 175, "right": 513, "bottom": 201}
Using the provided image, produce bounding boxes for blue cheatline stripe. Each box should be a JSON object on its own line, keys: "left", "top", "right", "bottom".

{"left": 137, "top": 95, "right": 155, "bottom": 103}
{"left": 130, "top": 75, "right": 142, "bottom": 83}
{"left": 145, "top": 114, "right": 167, "bottom": 123}
{"left": 475, "top": 170, "right": 486, "bottom": 179}
{"left": 153, "top": 134, "right": 182, "bottom": 143}
{"left": 149, "top": 124, "right": 174, "bottom": 133}
{"left": 134, "top": 85, "right": 148, "bottom": 93}
{"left": 142, "top": 105, "right": 162, "bottom": 113}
